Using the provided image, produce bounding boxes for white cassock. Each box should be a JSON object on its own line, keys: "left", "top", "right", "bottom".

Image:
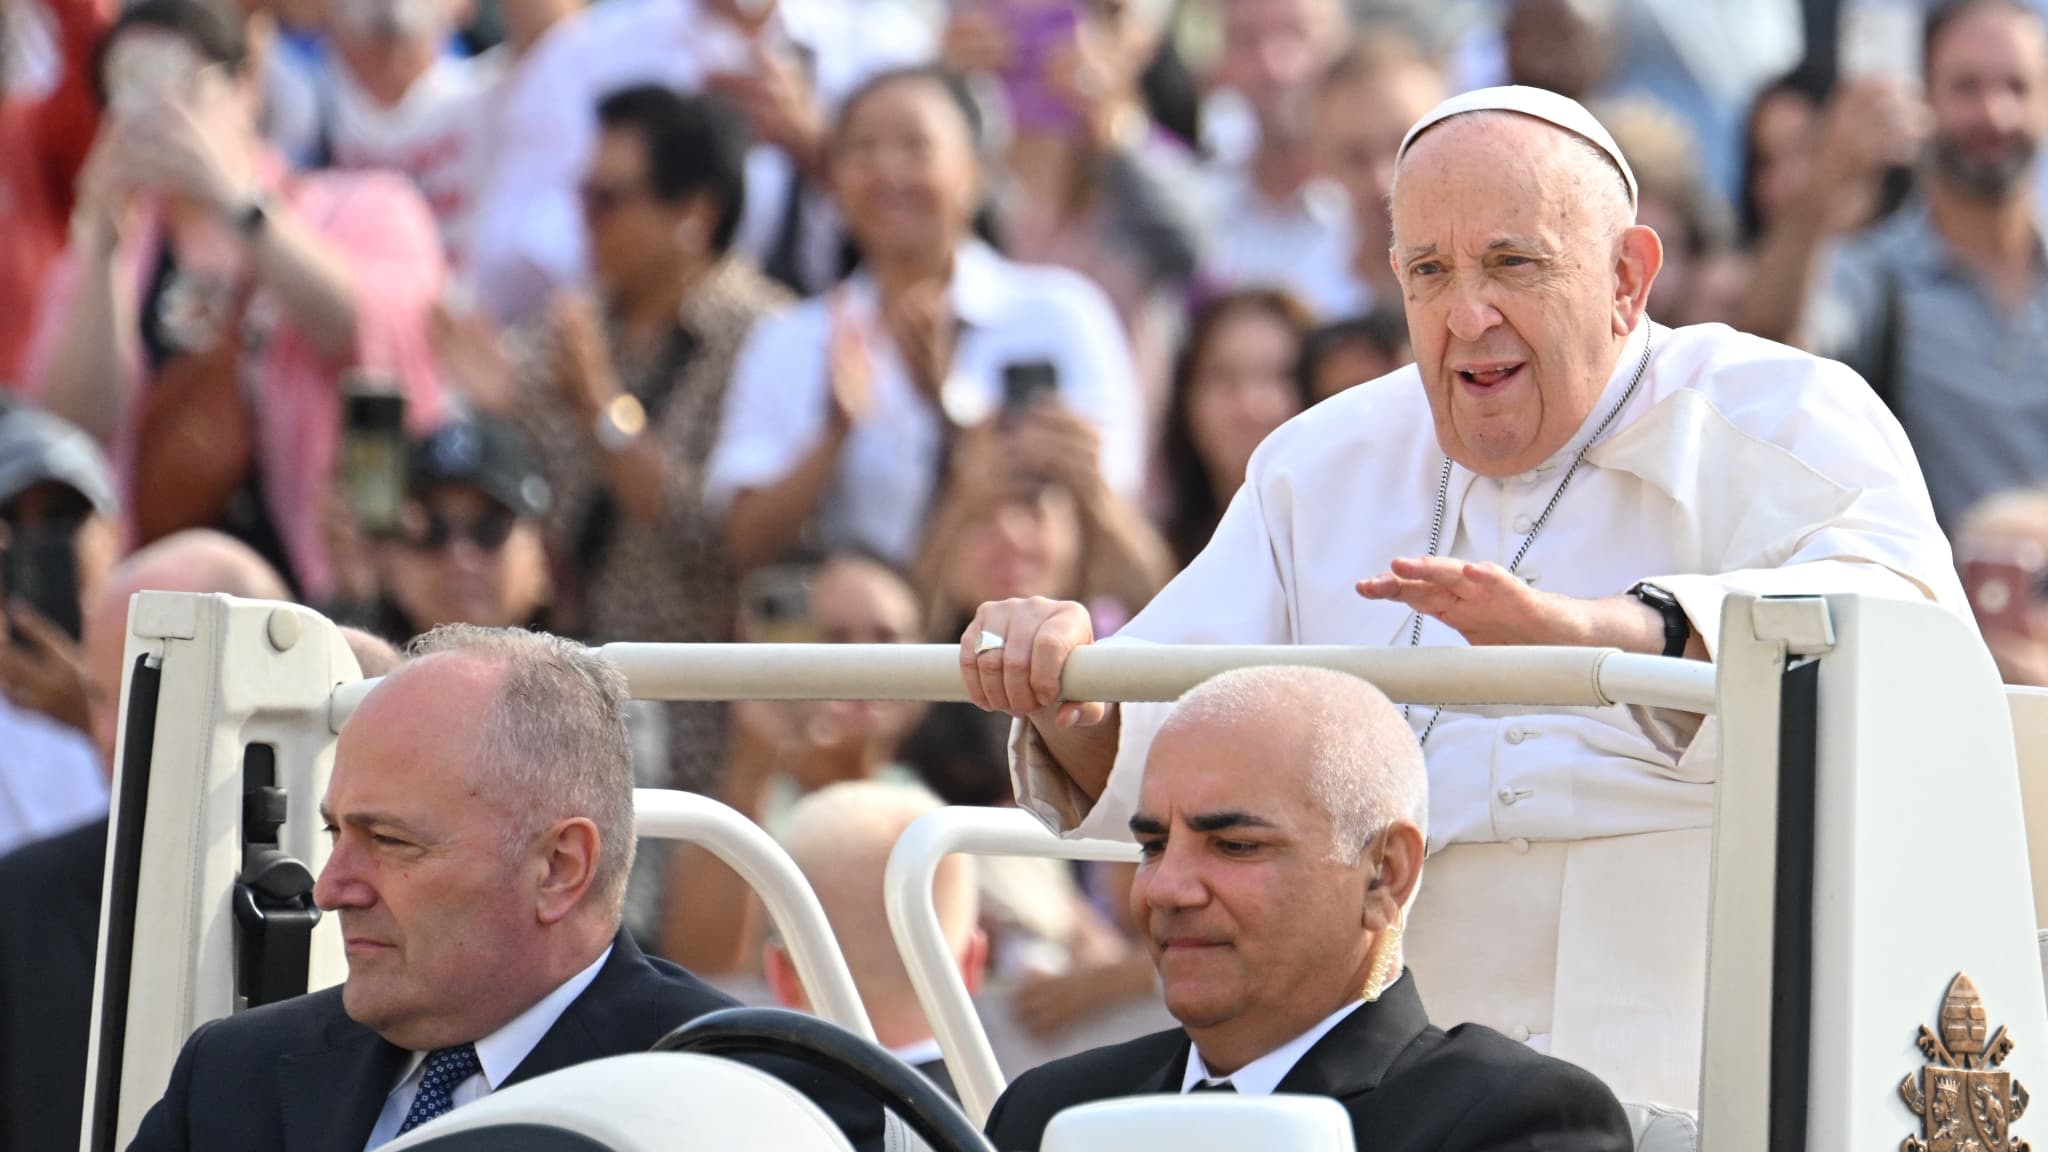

{"left": 1011, "top": 318, "right": 1970, "bottom": 1109}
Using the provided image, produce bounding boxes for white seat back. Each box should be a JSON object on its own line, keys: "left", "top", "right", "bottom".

{"left": 884, "top": 806, "right": 1139, "bottom": 1124}
{"left": 379, "top": 1053, "right": 855, "bottom": 1151}
{"left": 1040, "top": 1096, "right": 1354, "bottom": 1152}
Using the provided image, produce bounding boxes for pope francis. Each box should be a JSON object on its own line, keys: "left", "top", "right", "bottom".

{"left": 956, "top": 86, "right": 1970, "bottom": 1109}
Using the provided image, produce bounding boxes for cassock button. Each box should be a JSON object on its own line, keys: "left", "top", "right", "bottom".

{"left": 1497, "top": 787, "right": 1518, "bottom": 805}
{"left": 1509, "top": 837, "right": 1531, "bottom": 853}
{"left": 1511, "top": 514, "right": 1534, "bottom": 533}
{"left": 1505, "top": 728, "right": 1529, "bottom": 745}
{"left": 1511, "top": 1024, "right": 1533, "bottom": 1042}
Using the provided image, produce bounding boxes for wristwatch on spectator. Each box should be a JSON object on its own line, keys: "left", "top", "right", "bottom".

{"left": 1627, "top": 581, "right": 1692, "bottom": 659}
{"left": 593, "top": 393, "right": 647, "bottom": 453}
{"left": 235, "top": 196, "right": 271, "bottom": 241}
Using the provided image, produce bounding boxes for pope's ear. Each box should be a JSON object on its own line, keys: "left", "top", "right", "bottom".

{"left": 1615, "top": 223, "right": 1664, "bottom": 333}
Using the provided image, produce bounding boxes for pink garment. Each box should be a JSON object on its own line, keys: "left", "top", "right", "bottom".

{"left": 25, "top": 161, "right": 446, "bottom": 600}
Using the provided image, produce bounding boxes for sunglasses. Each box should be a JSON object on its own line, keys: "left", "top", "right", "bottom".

{"left": 578, "top": 180, "right": 653, "bottom": 221}
{"left": 399, "top": 505, "right": 519, "bottom": 552}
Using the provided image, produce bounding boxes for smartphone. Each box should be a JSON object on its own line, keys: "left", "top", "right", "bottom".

{"left": 340, "top": 375, "right": 409, "bottom": 537}
{"left": 1961, "top": 544, "right": 2047, "bottom": 635}
{"left": 741, "top": 564, "right": 816, "bottom": 644}
{"left": 2, "top": 522, "right": 82, "bottom": 644}
{"left": 1001, "top": 359, "right": 1060, "bottom": 415}
{"left": 1838, "top": 0, "right": 1922, "bottom": 82}
{"left": 996, "top": 0, "right": 1083, "bottom": 133}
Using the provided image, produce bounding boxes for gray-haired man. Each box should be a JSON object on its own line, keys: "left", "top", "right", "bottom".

{"left": 983, "top": 666, "right": 1631, "bottom": 1152}
{"left": 130, "top": 625, "right": 881, "bottom": 1151}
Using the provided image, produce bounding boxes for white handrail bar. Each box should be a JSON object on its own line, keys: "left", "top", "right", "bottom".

{"left": 884, "top": 807, "right": 1140, "bottom": 1125}
{"left": 332, "top": 644, "right": 1715, "bottom": 730}
{"left": 633, "top": 789, "right": 874, "bottom": 1042}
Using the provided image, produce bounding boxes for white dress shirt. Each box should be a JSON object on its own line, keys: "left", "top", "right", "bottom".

{"left": 0, "top": 695, "right": 105, "bottom": 859}
{"left": 363, "top": 945, "right": 612, "bottom": 1150}
{"left": 1203, "top": 169, "right": 1351, "bottom": 306}
{"left": 329, "top": 51, "right": 504, "bottom": 268}
{"left": 1179, "top": 999, "right": 1365, "bottom": 1096}
{"left": 1014, "top": 319, "right": 1970, "bottom": 846}
{"left": 706, "top": 240, "right": 1144, "bottom": 564}
{"left": 1286, "top": 236, "right": 1378, "bottom": 321}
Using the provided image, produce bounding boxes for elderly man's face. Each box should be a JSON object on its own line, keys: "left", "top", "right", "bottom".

{"left": 1391, "top": 114, "right": 1657, "bottom": 478}
{"left": 315, "top": 654, "right": 546, "bottom": 1050}
{"left": 1129, "top": 711, "right": 1376, "bottom": 1039}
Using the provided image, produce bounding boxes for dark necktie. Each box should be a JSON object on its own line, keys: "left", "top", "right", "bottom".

{"left": 398, "top": 1043, "right": 482, "bottom": 1134}
{"left": 1190, "top": 1078, "right": 1237, "bottom": 1093}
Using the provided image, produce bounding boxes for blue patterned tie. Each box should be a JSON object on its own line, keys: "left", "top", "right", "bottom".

{"left": 397, "top": 1043, "right": 482, "bottom": 1134}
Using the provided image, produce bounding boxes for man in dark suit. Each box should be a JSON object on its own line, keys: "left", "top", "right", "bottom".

{"left": 982, "top": 667, "right": 1634, "bottom": 1152}
{"left": 764, "top": 780, "right": 987, "bottom": 1104}
{"left": 128, "top": 625, "right": 877, "bottom": 1151}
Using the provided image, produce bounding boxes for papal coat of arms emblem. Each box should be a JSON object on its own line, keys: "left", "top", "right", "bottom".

{"left": 1901, "top": 973, "right": 2030, "bottom": 1152}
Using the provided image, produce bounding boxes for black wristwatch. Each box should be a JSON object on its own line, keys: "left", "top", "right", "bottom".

{"left": 235, "top": 197, "right": 270, "bottom": 240}
{"left": 1628, "top": 581, "right": 1692, "bottom": 658}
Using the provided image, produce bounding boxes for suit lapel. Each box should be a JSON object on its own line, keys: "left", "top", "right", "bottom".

{"left": 277, "top": 1008, "right": 410, "bottom": 1152}
{"left": 501, "top": 931, "right": 642, "bottom": 1088}
{"left": 1138, "top": 1037, "right": 1192, "bottom": 1096}
{"left": 1273, "top": 974, "right": 1431, "bottom": 1100}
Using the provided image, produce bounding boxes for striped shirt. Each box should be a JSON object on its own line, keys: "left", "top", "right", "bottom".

{"left": 1816, "top": 201, "right": 2048, "bottom": 528}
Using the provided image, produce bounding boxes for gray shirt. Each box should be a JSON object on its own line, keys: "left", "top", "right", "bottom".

{"left": 1817, "top": 202, "right": 2048, "bottom": 528}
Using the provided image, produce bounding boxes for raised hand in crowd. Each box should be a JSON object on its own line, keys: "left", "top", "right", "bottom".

{"left": 546, "top": 292, "right": 624, "bottom": 422}
{"left": 1808, "top": 77, "right": 1927, "bottom": 230}
{"left": 1008, "top": 400, "right": 1105, "bottom": 498}
{"left": 939, "top": 4, "right": 1010, "bottom": 75}
{"left": 825, "top": 291, "right": 875, "bottom": 432}
{"left": 1042, "top": 12, "right": 1136, "bottom": 147}
{"left": 881, "top": 280, "right": 957, "bottom": 404}
{"left": 119, "top": 91, "right": 252, "bottom": 220}
{"left": 703, "top": 0, "right": 776, "bottom": 36}
{"left": 1741, "top": 75, "right": 1929, "bottom": 344}
{"left": 70, "top": 125, "right": 142, "bottom": 250}
{"left": 0, "top": 606, "right": 95, "bottom": 736}
{"left": 707, "top": 37, "right": 824, "bottom": 175}
{"left": 429, "top": 296, "right": 518, "bottom": 417}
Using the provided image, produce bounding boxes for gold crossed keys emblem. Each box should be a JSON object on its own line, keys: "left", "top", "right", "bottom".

{"left": 1902, "top": 973, "right": 2031, "bottom": 1152}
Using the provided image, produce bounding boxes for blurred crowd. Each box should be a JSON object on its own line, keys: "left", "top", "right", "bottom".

{"left": 4, "top": 0, "right": 2048, "bottom": 1074}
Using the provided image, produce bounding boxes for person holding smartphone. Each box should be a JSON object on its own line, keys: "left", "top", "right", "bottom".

{"left": 22, "top": 0, "right": 447, "bottom": 602}
{"left": 707, "top": 65, "right": 1144, "bottom": 574}
{"left": 1954, "top": 487, "right": 2048, "bottom": 686}
{"left": 0, "top": 404, "right": 123, "bottom": 860}
{"left": 363, "top": 417, "right": 556, "bottom": 643}
{"left": 940, "top": 0, "right": 1207, "bottom": 408}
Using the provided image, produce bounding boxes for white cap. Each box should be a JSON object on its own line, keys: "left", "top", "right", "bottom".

{"left": 1396, "top": 85, "right": 1638, "bottom": 216}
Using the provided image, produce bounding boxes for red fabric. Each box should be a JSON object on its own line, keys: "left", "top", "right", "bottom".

{"left": 0, "top": 0, "right": 110, "bottom": 385}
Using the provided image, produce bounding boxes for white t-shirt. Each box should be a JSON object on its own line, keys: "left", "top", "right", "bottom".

{"left": 1203, "top": 168, "right": 1351, "bottom": 307}
{"left": 328, "top": 51, "right": 505, "bottom": 268}
{"left": 0, "top": 694, "right": 106, "bottom": 859}
{"left": 705, "top": 241, "right": 1144, "bottom": 565}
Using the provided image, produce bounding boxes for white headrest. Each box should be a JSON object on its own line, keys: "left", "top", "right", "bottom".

{"left": 379, "top": 1052, "right": 856, "bottom": 1152}
{"left": 1397, "top": 84, "right": 1639, "bottom": 215}
{"left": 1042, "top": 1095, "right": 1356, "bottom": 1152}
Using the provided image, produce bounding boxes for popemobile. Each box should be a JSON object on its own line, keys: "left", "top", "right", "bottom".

{"left": 66, "top": 588, "right": 2048, "bottom": 1151}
